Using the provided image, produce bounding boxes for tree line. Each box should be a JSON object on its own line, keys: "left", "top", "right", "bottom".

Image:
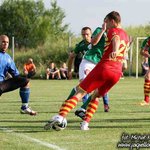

{"left": 0, "top": 0, "right": 70, "bottom": 48}
{"left": 0, "top": 0, "right": 150, "bottom": 76}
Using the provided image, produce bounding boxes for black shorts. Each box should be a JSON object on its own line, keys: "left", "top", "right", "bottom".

{"left": 0, "top": 76, "right": 29, "bottom": 95}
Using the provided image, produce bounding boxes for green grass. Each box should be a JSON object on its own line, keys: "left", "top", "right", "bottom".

{"left": 0, "top": 77, "right": 150, "bottom": 150}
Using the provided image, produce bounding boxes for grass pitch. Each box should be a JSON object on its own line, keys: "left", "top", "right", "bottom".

{"left": 0, "top": 77, "right": 150, "bottom": 150}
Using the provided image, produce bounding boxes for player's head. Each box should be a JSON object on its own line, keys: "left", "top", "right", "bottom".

{"left": 104, "top": 11, "right": 121, "bottom": 29}
{"left": 0, "top": 35, "right": 9, "bottom": 53}
{"left": 81, "top": 27, "right": 92, "bottom": 43}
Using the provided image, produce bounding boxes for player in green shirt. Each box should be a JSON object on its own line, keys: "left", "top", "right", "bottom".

{"left": 74, "top": 24, "right": 109, "bottom": 119}
{"left": 67, "top": 27, "right": 92, "bottom": 103}
{"left": 67, "top": 24, "right": 109, "bottom": 120}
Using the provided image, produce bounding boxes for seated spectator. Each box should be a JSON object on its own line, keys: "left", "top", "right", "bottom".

{"left": 46, "top": 62, "right": 61, "bottom": 80}
{"left": 141, "top": 57, "right": 149, "bottom": 76}
{"left": 60, "top": 62, "right": 68, "bottom": 79}
{"left": 23, "top": 58, "right": 36, "bottom": 78}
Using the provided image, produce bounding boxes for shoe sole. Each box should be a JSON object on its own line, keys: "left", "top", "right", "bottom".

{"left": 20, "top": 110, "right": 37, "bottom": 116}
{"left": 44, "top": 120, "right": 59, "bottom": 130}
{"left": 81, "top": 128, "right": 89, "bottom": 131}
{"left": 75, "top": 111, "right": 85, "bottom": 120}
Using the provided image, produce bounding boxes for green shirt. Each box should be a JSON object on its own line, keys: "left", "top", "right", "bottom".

{"left": 74, "top": 40, "right": 89, "bottom": 55}
{"left": 83, "top": 27, "right": 105, "bottom": 64}
{"left": 141, "top": 36, "right": 150, "bottom": 65}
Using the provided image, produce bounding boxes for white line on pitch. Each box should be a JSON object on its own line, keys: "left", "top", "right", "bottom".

{"left": 0, "top": 128, "right": 66, "bottom": 150}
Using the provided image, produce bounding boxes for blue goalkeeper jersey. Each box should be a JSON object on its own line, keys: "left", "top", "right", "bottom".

{"left": 0, "top": 51, "right": 19, "bottom": 81}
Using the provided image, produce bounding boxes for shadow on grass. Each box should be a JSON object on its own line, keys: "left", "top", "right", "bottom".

{"left": 1, "top": 117, "right": 150, "bottom": 133}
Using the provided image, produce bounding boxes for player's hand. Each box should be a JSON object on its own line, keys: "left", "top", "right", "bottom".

{"left": 109, "top": 51, "right": 117, "bottom": 60}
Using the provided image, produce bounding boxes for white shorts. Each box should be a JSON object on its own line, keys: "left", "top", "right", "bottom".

{"left": 79, "top": 59, "right": 96, "bottom": 80}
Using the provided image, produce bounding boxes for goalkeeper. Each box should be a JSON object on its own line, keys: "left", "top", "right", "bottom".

{"left": 0, "top": 35, "right": 37, "bottom": 115}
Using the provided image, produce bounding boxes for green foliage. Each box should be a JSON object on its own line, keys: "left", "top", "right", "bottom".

{"left": 1, "top": 0, "right": 149, "bottom": 77}
{"left": 0, "top": 0, "right": 69, "bottom": 48}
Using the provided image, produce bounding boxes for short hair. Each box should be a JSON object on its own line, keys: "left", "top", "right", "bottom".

{"left": 105, "top": 11, "right": 121, "bottom": 24}
{"left": 81, "top": 27, "right": 91, "bottom": 32}
{"left": 0, "top": 35, "right": 9, "bottom": 40}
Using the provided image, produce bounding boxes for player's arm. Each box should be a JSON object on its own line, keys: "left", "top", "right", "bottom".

{"left": 91, "top": 22, "right": 106, "bottom": 46}
{"left": 140, "top": 46, "right": 150, "bottom": 57}
{"left": 140, "top": 39, "right": 150, "bottom": 57}
{"left": 67, "top": 51, "right": 76, "bottom": 79}
{"left": 8, "top": 57, "right": 20, "bottom": 77}
{"left": 109, "top": 35, "right": 120, "bottom": 59}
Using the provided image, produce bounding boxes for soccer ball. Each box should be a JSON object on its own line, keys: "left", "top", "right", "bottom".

{"left": 52, "top": 117, "right": 67, "bottom": 131}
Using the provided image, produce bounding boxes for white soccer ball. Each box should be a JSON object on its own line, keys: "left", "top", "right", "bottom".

{"left": 52, "top": 117, "right": 67, "bottom": 131}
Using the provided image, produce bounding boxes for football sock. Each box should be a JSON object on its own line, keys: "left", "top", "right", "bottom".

{"left": 66, "top": 87, "right": 76, "bottom": 100}
{"left": 19, "top": 87, "right": 30, "bottom": 105}
{"left": 59, "top": 96, "right": 79, "bottom": 117}
{"left": 82, "top": 94, "right": 89, "bottom": 103}
{"left": 81, "top": 95, "right": 92, "bottom": 109}
{"left": 144, "top": 79, "right": 150, "bottom": 103}
{"left": 84, "top": 98, "right": 99, "bottom": 123}
{"left": 103, "top": 93, "right": 109, "bottom": 105}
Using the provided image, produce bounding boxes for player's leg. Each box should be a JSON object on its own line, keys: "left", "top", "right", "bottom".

{"left": 44, "top": 63, "right": 107, "bottom": 130}
{"left": 75, "top": 60, "right": 94, "bottom": 118}
{"left": 44, "top": 86, "right": 87, "bottom": 130}
{"left": 66, "top": 87, "right": 76, "bottom": 100}
{"left": 81, "top": 90, "right": 100, "bottom": 130}
{"left": 140, "top": 71, "right": 150, "bottom": 106}
{"left": 102, "top": 93, "right": 110, "bottom": 112}
{"left": 0, "top": 77, "right": 37, "bottom": 115}
{"left": 78, "top": 59, "right": 91, "bottom": 103}
{"left": 75, "top": 95, "right": 92, "bottom": 119}
{"left": 80, "top": 68, "right": 121, "bottom": 130}
{"left": 75, "top": 92, "right": 110, "bottom": 119}
{"left": 20, "top": 82, "right": 37, "bottom": 115}
{"left": 0, "top": 76, "right": 29, "bottom": 94}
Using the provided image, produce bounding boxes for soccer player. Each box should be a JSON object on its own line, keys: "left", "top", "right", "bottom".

{"left": 44, "top": 11, "right": 129, "bottom": 130}
{"left": 0, "top": 35, "right": 37, "bottom": 115}
{"left": 74, "top": 23, "right": 110, "bottom": 119}
{"left": 67, "top": 26, "right": 109, "bottom": 115}
{"left": 67, "top": 26, "right": 92, "bottom": 80}
{"left": 140, "top": 36, "right": 150, "bottom": 106}
{"left": 67, "top": 27, "right": 91, "bottom": 103}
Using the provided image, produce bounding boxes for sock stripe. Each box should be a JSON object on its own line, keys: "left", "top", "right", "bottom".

{"left": 144, "top": 80, "right": 150, "bottom": 103}
{"left": 84, "top": 99, "right": 99, "bottom": 123}
{"left": 59, "top": 96, "right": 79, "bottom": 117}
{"left": 88, "top": 104, "right": 98, "bottom": 110}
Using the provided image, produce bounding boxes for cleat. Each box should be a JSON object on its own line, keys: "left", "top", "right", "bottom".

{"left": 20, "top": 106, "right": 37, "bottom": 116}
{"left": 104, "top": 104, "right": 109, "bottom": 112}
{"left": 75, "top": 108, "right": 86, "bottom": 120}
{"left": 44, "top": 115, "right": 64, "bottom": 131}
{"left": 44, "top": 120, "right": 60, "bottom": 130}
{"left": 80, "top": 121, "right": 89, "bottom": 130}
{"left": 140, "top": 101, "right": 150, "bottom": 106}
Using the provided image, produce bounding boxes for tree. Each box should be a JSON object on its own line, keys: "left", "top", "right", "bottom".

{"left": 0, "top": 0, "right": 69, "bottom": 48}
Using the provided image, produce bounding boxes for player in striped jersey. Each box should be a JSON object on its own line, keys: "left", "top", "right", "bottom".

{"left": 44, "top": 11, "right": 129, "bottom": 130}
{"left": 140, "top": 37, "right": 150, "bottom": 106}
